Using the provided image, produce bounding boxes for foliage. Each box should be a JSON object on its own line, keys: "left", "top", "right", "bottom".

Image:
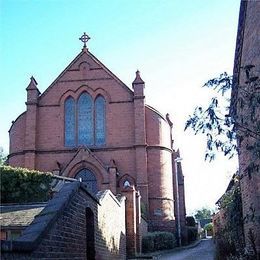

{"left": 215, "top": 234, "right": 237, "bottom": 260}
{"left": 184, "top": 66, "right": 260, "bottom": 175}
{"left": 0, "top": 165, "right": 52, "bottom": 203}
{"left": 185, "top": 216, "right": 198, "bottom": 243}
{"left": 185, "top": 65, "right": 259, "bottom": 257}
{"left": 0, "top": 147, "right": 7, "bottom": 166}
{"left": 142, "top": 232, "right": 176, "bottom": 253}
{"left": 204, "top": 222, "right": 213, "bottom": 231}
{"left": 141, "top": 201, "right": 148, "bottom": 219}
{"left": 186, "top": 226, "right": 198, "bottom": 243}
{"left": 142, "top": 233, "right": 154, "bottom": 253}
{"left": 215, "top": 233, "right": 256, "bottom": 260}
{"left": 194, "top": 207, "right": 212, "bottom": 220}
{"left": 185, "top": 72, "right": 236, "bottom": 161}
{"left": 186, "top": 216, "right": 196, "bottom": 227}
{"left": 215, "top": 178, "right": 245, "bottom": 259}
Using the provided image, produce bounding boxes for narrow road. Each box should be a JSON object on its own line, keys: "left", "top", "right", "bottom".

{"left": 158, "top": 238, "right": 215, "bottom": 260}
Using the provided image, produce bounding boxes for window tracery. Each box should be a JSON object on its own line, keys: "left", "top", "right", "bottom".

{"left": 78, "top": 93, "right": 93, "bottom": 145}
{"left": 64, "top": 93, "right": 106, "bottom": 147}
{"left": 75, "top": 169, "right": 98, "bottom": 194}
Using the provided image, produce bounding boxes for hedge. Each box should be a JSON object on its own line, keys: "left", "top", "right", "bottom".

{"left": 142, "top": 232, "right": 176, "bottom": 253}
{"left": 186, "top": 216, "right": 196, "bottom": 227}
{"left": 187, "top": 226, "right": 198, "bottom": 243}
{"left": 0, "top": 165, "right": 52, "bottom": 203}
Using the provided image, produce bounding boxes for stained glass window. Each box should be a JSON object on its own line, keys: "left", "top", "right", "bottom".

{"left": 75, "top": 169, "right": 98, "bottom": 194}
{"left": 64, "top": 93, "right": 106, "bottom": 147}
{"left": 78, "top": 93, "right": 94, "bottom": 145}
{"left": 64, "top": 97, "right": 76, "bottom": 146}
{"left": 95, "top": 96, "right": 106, "bottom": 145}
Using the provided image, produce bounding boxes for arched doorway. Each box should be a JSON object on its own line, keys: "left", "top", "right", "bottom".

{"left": 86, "top": 207, "right": 95, "bottom": 259}
{"left": 75, "top": 169, "right": 98, "bottom": 194}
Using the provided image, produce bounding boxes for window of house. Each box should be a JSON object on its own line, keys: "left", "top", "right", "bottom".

{"left": 64, "top": 93, "right": 106, "bottom": 147}
{"left": 8, "top": 230, "right": 22, "bottom": 240}
{"left": 2, "top": 230, "right": 22, "bottom": 241}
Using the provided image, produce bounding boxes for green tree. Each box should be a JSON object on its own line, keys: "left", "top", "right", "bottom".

{"left": 204, "top": 222, "right": 213, "bottom": 232}
{"left": 185, "top": 65, "right": 259, "bottom": 258}
{"left": 194, "top": 207, "right": 212, "bottom": 220}
{"left": 0, "top": 147, "right": 7, "bottom": 166}
{"left": 185, "top": 66, "right": 260, "bottom": 177}
{"left": 0, "top": 165, "right": 52, "bottom": 203}
{"left": 215, "top": 176, "right": 244, "bottom": 259}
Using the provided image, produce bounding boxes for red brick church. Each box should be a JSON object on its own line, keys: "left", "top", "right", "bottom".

{"left": 8, "top": 34, "right": 186, "bottom": 252}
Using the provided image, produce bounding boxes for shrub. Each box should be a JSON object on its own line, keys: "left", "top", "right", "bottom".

{"left": 204, "top": 222, "right": 213, "bottom": 236}
{"left": 142, "top": 232, "right": 176, "bottom": 253}
{"left": 187, "top": 226, "right": 198, "bottom": 243}
{"left": 186, "top": 216, "right": 196, "bottom": 227}
{"left": 141, "top": 202, "right": 148, "bottom": 219}
{"left": 204, "top": 222, "right": 213, "bottom": 231}
{"left": 214, "top": 182, "right": 247, "bottom": 259}
{"left": 142, "top": 233, "right": 154, "bottom": 253}
{"left": 215, "top": 235, "right": 236, "bottom": 260}
{"left": 0, "top": 165, "right": 52, "bottom": 203}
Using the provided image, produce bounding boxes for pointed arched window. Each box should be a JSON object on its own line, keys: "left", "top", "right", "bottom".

{"left": 75, "top": 169, "right": 98, "bottom": 194}
{"left": 64, "top": 97, "right": 76, "bottom": 146}
{"left": 78, "top": 93, "right": 94, "bottom": 145}
{"left": 95, "top": 96, "right": 106, "bottom": 145}
{"left": 64, "top": 93, "right": 106, "bottom": 147}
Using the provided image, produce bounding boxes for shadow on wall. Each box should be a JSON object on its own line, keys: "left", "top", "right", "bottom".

{"left": 95, "top": 231, "right": 126, "bottom": 260}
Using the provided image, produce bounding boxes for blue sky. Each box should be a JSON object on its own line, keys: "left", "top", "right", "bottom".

{"left": 0, "top": 0, "right": 240, "bottom": 214}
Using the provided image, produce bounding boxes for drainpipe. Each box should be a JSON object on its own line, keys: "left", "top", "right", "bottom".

{"left": 174, "top": 157, "right": 182, "bottom": 246}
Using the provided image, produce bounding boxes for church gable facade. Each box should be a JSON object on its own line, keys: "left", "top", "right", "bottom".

{"left": 8, "top": 37, "right": 185, "bottom": 233}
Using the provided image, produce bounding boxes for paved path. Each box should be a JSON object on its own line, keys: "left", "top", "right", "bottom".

{"left": 158, "top": 239, "right": 215, "bottom": 260}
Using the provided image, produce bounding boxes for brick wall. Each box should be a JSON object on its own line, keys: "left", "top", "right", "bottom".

{"left": 212, "top": 210, "right": 227, "bottom": 238}
{"left": 235, "top": 1, "right": 260, "bottom": 257}
{"left": 233, "top": 0, "right": 260, "bottom": 256}
{"left": 1, "top": 182, "right": 126, "bottom": 259}
{"left": 9, "top": 113, "right": 25, "bottom": 156}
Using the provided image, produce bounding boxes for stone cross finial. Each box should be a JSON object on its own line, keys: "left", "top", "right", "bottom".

{"left": 79, "top": 32, "right": 91, "bottom": 48}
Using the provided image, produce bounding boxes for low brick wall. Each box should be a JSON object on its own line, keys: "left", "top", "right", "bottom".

{"left": 1, "top": 182, "right": 126, "bottom": 259}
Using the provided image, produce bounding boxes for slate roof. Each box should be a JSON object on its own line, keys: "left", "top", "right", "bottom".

{"left": 0, "top": 203, "right": 47, "bottom": 228}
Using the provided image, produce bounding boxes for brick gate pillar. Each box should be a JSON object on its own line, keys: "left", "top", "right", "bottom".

{"left": 121, "top": 185, "right": 141, "bottom": 257}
